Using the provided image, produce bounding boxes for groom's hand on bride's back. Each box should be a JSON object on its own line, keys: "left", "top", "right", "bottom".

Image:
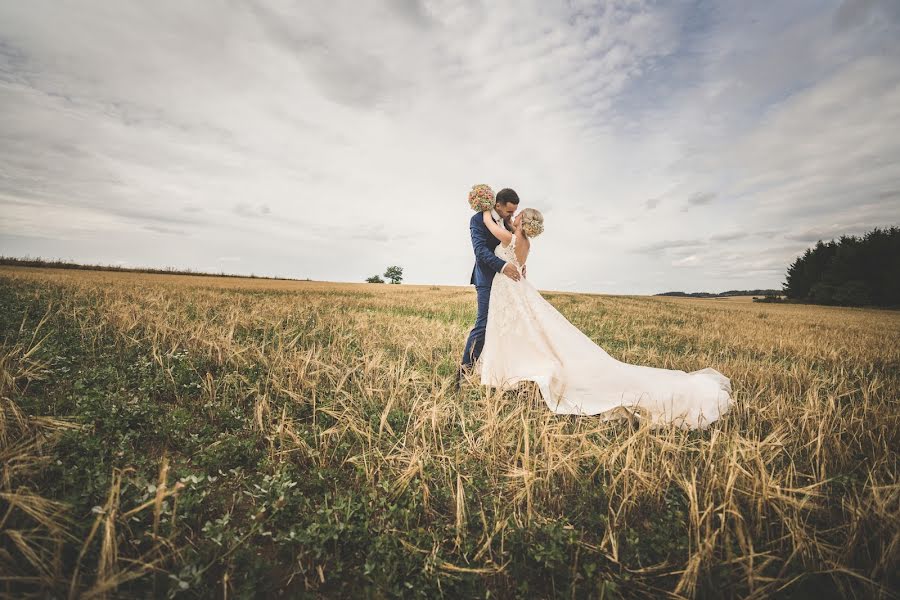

{"left": 502, "top": 263, "right": 521, "bottom": 281}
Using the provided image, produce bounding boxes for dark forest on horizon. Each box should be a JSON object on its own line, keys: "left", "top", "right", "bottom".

{"left": 782, "top": 226, "right": 899, "bottom": 308}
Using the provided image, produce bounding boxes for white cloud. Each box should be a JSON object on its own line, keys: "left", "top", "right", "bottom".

{"left": 672, "top": 254, "right": 699, "bottom": 267}
{"left": 1, "top": 0, "right": 898, "bottom": 294}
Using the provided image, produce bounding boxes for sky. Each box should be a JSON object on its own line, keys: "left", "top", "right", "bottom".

{"left": 1, "top": 0, "right": 899, "bottom": 295}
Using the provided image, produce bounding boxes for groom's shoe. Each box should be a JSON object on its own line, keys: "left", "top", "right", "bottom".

{"left": 454, "top": 366, "right": 470, "bottom": 392}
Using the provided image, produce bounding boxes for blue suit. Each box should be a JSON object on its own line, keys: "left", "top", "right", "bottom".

{"left": 462, "top": 212, "right": 509, "bottom": 368}
{"left": 469, "top": 213, "right": 508, "bottom": 286}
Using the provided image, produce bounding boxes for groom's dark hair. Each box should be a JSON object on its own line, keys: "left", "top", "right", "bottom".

{"left": 496, "top": 188, "right": 520, "bottom": 205}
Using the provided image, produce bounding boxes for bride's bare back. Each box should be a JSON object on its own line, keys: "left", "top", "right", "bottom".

{"left": 482, "top": 210, "right": 531, "bottom": 271}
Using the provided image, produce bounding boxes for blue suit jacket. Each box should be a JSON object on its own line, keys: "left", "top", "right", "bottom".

{"left": 469, "top": 212, "right": 509, "bottom": 286}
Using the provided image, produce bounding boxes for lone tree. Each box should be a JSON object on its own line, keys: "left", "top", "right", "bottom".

{"left": 366, "top": 274, "right": 384, "bottom": 283}
{"left": 384, "top": 265, "right": 403, "bottom": 284}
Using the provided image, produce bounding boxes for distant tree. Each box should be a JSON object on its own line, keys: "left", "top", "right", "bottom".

{"left": 384, "top": 265, "right": 403, "bottom": 284}
{"left": 366, "top": 275, "right": 384, "bottom": 283}
{"left": 782, "top": 226, "right": 900, "bottom": 307}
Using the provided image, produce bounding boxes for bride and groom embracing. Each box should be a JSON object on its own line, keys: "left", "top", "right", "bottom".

{"left": 457, "top": 186, "right": 733, "bottom": 430}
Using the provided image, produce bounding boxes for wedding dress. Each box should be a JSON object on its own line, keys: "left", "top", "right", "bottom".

{"left": 476, "top": 235, "right": 733, "bottom": 429}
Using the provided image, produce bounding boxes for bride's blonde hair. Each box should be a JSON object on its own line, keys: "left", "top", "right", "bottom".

{"left": 521, "top": 208, "right": 544, "bottom": 238}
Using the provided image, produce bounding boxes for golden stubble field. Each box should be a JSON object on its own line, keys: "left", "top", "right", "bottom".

{"left": 1, "top": 266, "right": 898, "bottom": 598}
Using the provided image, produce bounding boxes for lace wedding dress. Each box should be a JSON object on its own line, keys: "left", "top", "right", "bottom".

{"left": 476, "top": 235, "right": 733, "bottom": 429}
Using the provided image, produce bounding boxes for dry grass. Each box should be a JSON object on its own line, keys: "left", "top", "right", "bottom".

{"left": 0, "top": 265, "right": 898, "bottom": 598}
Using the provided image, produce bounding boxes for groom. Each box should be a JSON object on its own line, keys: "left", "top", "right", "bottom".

{"left": 457, "top": 187, "right": 522, "bottom": 387}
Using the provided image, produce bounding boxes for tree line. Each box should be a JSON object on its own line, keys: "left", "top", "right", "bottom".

{"left": 0, "top": 256, "right": 300, "bottom": 281}
{"left": 655, "top": 289, "right": 782, "bottom": 298}
{"left": 783, "top": 226, "right": 899, "bottom": 307}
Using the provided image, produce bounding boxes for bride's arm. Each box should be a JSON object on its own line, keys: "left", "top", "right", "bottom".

{"left": 514, "top": 227, "right": 530, "bottom": 266}
{"left": 482, "top": 210, "right": 514, "bottom": 245}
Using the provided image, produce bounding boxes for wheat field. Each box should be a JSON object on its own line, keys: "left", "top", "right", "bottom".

{"left": 1, "top": 266, "right": 898, "bottom": 599}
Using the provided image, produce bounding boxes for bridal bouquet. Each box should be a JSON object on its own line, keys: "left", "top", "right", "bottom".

{"left": 468, "top": 184, "right": 495, "bottom": 211}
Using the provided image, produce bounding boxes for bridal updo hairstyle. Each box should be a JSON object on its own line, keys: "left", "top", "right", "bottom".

{"left": 521, "top": 208, "right": 544, "bottom": 238}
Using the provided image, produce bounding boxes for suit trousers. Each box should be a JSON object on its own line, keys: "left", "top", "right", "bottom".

{"left": 461, "top": 285, "right": 492, "bottom": 369}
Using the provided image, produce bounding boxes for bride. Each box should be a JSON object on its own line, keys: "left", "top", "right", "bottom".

{"left": 474, "top": 208, "right": 733, "bottom": 430}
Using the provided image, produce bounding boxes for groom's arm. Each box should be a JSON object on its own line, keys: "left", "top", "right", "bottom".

{"left": 470, "top": 218, "right": 508, "bottom": 274}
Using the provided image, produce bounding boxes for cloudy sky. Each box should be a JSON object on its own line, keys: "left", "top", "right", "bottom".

{"left": 1, "top": 0, "right": 899, "bottom": 294}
